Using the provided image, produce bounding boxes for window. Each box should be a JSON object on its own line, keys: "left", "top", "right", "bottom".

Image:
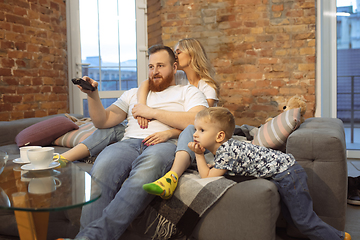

{"left": 66, "top": 0, "right": 148, "bottom": 116}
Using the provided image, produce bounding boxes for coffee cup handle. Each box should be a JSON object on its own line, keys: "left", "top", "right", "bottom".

{"left": 53, "top": 153, "right": 60, "bottom": 162}
{"left": 54, "top": 177, "right": 62, "bottom": 187}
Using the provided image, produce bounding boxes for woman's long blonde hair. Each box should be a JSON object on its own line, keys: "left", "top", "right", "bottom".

{"left": 176, "top": 38, "right": 220, "bottom": 98}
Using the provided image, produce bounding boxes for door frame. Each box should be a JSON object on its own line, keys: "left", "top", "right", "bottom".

{"left": 66, "top": 0, "right": 148, "bottom": 115}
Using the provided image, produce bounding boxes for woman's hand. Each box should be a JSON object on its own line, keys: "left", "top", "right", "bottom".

{"left": 188, "top": 142, "right": 206, "bottom": 154}
{"left": 142, "top": 131, "right": 172, "bottom": 146}
{"left": 137, "top": 116, "right": 150, "bottom": 129}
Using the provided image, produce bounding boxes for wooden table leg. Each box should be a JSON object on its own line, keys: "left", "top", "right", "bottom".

{"left": 12, "top": 192, "right": 49, "bottom": 240}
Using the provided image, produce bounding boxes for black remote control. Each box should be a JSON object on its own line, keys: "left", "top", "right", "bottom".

{"left": 72, "top": 78, "right": 97, "bottom": 91}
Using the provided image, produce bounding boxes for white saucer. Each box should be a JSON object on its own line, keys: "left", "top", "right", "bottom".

{"left": 13, "top": 158, "right": 30, "bottom": 164}
{"left": 21, "top": 162, "right": 60, "bottom": 171}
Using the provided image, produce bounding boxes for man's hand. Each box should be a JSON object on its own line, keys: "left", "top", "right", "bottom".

{"left": 188, "top": 142, "right": 206, "bottom": 154}
{"left": 142, "top": 131, "right": 173, "bottom": 146}
{"left": 137, "top": 116, "right": 150, "bottom": 129}
{"left": 78, "top": 76, "right": 98, "bottom": 94}
{"left": 132, "top": 103, "right": 154, "bottom": 120}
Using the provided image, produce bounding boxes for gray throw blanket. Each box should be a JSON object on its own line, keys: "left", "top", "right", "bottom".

{"left": 146, "top": 170, "right": 236, "bottom": 239}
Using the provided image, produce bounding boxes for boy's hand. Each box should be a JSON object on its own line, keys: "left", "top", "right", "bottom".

{"left": 142, "top": 131, "right": 172, "bottom": 146}
{"left": 137, "top": 116, "right": 150, "bottom": 129}
{"left": 188, "top": 142, "right": 206, "bottom": 154}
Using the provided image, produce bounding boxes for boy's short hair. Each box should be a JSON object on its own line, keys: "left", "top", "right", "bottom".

{"left": 196, "top": 107, "right": 235, "bottom": 140}
{"left": 148, "top": 44, "right": 176, "bottom": 65}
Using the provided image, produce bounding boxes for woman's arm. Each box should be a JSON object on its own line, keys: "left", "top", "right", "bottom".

{"left": 137, "top": 79, "right": 149, "bottom": 104}
{"left": 143, "top": 128, "right": 182, "bottom": 146}
{"left": 206, "top": 99, "right": 216, "bottom": 107}
{"left": 137, "top": 80, "right": 151, "bottom": 128}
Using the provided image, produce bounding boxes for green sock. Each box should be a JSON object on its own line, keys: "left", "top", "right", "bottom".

{"left": 55, "top": 155, "right": 68, "bottom": 168}
{"left": 143, "top": 171, "right": 178, "bottom": 199}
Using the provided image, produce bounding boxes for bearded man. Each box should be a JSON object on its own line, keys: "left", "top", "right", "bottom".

{"left": 73, "top": 45, "right": 208, "bottom": 240}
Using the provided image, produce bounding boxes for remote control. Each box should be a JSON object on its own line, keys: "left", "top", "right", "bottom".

{"left": 72, "top": 78, "right": 97, "bottom": 91}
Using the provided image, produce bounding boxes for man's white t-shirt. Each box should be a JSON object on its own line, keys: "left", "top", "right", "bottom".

{"left": 113, "top": 85, "right": 208, "bottom": 140}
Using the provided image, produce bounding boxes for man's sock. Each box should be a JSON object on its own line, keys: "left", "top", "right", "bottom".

{"left": 143, "top": 171, "right": 178, "bottom": 199}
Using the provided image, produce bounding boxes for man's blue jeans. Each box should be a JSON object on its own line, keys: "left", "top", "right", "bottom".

{"left": 76, "top": 138, "right": 176, "bottom": 240}
{"left": 271, "top": 163, "right": 344, "bottom": 240}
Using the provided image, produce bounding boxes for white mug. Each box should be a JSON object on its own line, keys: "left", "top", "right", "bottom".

{"left": 27, "top": 147, "right": 60, "bottom": 168}
{"left": 19, "top": 146, "right": 42, "bottom": 163}
{"left": 28, "top": 177, "right": 62, "bottom": 194}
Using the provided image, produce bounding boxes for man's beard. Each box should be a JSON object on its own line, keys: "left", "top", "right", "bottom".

{"left": 148, "top": 73, "right": 173, "bottom": 92}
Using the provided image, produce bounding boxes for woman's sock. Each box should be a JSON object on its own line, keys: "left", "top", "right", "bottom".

{"left": 143, "top": 171, "right": 178, "bottom": 199}
{"left": 54, "top": 155, "right": 68, "bottom": 168}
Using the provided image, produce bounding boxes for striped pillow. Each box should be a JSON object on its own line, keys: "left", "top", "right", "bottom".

{"left": 252, "top": 108, "right": 301, "bottom": 150}
{"left": 53, "top": 122, "right": 96, "bottom": 148}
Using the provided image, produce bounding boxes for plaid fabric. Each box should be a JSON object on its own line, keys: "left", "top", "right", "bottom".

{"left": 148, "top": 170, "right": 236, "bottom": 239}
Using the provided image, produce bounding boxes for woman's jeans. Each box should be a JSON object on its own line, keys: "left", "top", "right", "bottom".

{"left": 176, "top": 125, "right": 209, "bottom": 162}
{"left": 82, "top": 123, "right": 126, "bottom": 157}
{"left": 77, "top": 138, "right": 176, "bottom": 240}
{"left": 271, "top": 164, "right": 344, "bottom": 240}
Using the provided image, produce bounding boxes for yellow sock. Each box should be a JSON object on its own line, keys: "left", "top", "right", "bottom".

{"left": 143, "top": 171, "right": 178, "bottom": 199}
{"left": 54, "top": 155, "right": 68, "bottom": 168}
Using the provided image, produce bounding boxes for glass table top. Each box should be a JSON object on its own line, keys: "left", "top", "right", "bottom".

{"left": 0, "top": 159, "right": 101, "bottom": 212}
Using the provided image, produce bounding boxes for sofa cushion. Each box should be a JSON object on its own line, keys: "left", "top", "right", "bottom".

{"left": 53, "top": 122, "right": 96, "bottom": 148}
{"left": 252, "top": 108, "right": 301, "bottom": 150}
{"left": 15, "top": 116, "right": 79, "bottom": 147}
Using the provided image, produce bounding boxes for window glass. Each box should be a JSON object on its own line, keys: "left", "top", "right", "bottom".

{"left": 79, "top": 0, "right": 137, "bottom": 92}
{"left": 336, "top": 0, "right": 360, "bottom": 150}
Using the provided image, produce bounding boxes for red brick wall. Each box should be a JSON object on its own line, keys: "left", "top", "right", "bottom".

{"left": 148, "top": 0, "right": 163, "bottom": 47}
{"left": 0, "top": 0, "right": 316, "bottom": 126}
{"left": 0, "top": 0, "right": 68, "bottom": 121}
{"left": 148, "top": 0, "right": 316, "bottom": 126}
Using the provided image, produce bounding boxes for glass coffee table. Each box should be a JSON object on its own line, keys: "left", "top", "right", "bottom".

{"left": 0, "top": 158, "right": 101, "bottom": 240}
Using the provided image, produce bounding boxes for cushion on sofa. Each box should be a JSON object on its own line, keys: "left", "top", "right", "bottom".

{"left": 252, "top": 108, "right": 301, "bottom": 150}
{"left": 53, "top": 122, "right": 96, "bottom": 148}
{"left": 15, "top": 116, "right": 79, "bottom": 147}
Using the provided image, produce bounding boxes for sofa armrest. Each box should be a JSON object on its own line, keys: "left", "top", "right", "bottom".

{"left": 191, "top": 179, "right": 280, "bottom": 240}
{"left": 0, "top": 114, "right": 83, "bottom": 146}
{"left": 286, "top": 117, "right": 347, "bottom": 236}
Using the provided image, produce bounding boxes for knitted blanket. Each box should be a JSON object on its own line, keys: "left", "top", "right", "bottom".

{"left": 146, "top": 170, "right": 236, "bottom": 239}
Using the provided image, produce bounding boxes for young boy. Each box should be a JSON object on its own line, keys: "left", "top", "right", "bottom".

{"left": 187, "top": 107, "right": 351, "bottom": 240}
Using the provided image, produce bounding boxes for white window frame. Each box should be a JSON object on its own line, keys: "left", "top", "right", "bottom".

{"left": 316, "top": 0, "right": 337, "bottom": 119}
{"left": 316, "top": 0, "right": 359, "bottom": 158}
{"left": 66, "top": 0, "right": 148, "bottom": 115}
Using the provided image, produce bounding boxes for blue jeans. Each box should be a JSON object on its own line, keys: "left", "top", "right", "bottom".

{"left": 77, "top": 138, "right": 176, "bottom": 240}
{"left": 176, "top": 125, "right": 209, "bottom": 164}
{"left": 82, "top": 123, "right": 126, "bottom": 157}
{"left": 175, "top": 125, "right": 196, "bottom": 160}
{"left": 271, "top": 164, "right": 344, "bottom": 240}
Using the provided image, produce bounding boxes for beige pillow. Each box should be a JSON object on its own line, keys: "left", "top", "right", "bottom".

{"left": 53, "top": 122, "right": 96, "bottom": 148}
{"left": 252, "top": 108, "right": 301, "bottom": 150}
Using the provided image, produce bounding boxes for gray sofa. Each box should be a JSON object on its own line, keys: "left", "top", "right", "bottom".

{"left": 0, "top": 114, "right": 347, "bottom": 240}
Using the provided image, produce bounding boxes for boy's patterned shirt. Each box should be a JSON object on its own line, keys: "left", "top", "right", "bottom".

{"left": 214, "top": 138, "right": 296, "bottom": 178}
